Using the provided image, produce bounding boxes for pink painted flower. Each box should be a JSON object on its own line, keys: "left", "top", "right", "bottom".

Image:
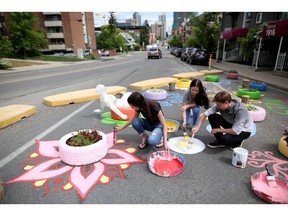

{"left": 6, "top": 132, "right": 145, "bottom": 199}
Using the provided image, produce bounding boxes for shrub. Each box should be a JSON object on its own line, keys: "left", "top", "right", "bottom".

{"left": 0, "top": 60, "right": 13, "bottom": 69}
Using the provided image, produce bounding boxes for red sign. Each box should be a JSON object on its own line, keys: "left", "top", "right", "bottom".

{"left": 262, "top": 19, "right": 288, "bottom": 37}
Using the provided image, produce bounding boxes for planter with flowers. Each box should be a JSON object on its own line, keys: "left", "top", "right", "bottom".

{"left": 278, "top": 128, "right": 288, "bottom": 158}
{"left": 59, "top": 129, "right": 108, "bottom": 166}
{"left": 143, "top": 88, "right": 167, "bottom": 100}
{"left": 243, "top": 104, "right": 266, "bottom": 122}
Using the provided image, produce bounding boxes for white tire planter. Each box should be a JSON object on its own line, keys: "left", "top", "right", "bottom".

{"left": 59, "top": 130, "right": 108, "bottom": 166}
{"left": 143, "top": 89, "right": 167, "bottom": 100}
{"left": 248, "top": 105, "right": 266, "bottom": 122}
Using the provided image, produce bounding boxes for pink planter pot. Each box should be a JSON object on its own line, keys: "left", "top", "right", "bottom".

{"left": 143, "top": 89, "right": 167, "bottom": 100}
{"left": 59, "top": 130, "right": 108, "bottom": 166}
{"left": 248, "top": 105, "right": 266, "bottom": 122}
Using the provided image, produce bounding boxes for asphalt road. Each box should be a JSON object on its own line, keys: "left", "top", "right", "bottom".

{"left": 0, "top": 48, "right": 288, "bottom": 210}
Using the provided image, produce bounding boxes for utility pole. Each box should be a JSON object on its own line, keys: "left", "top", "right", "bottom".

{"left": 85, "top": 12, "right": 90, "bottom": 59}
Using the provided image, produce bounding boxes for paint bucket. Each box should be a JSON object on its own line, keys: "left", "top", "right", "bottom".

{"left": 147, "top": 150, "right": 185, "bottom": 177}
{"left": 232, "top": 147, "right": 249, "bottom": 168}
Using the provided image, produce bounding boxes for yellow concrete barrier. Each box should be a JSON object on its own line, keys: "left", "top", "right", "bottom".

{"left": 129, "top": 77, "right": 178, "bottom": 90}
{"left": 43, "top": 86, "right": 127, "bottom": 107}
{"left": 200, "top": 69, "right": 224, "bottom": 75}
{"left": 171, "top": 72, "right": 205, "bottom": 79}
{"left": 0, "top": 104, "right": 36, "bottom": 129}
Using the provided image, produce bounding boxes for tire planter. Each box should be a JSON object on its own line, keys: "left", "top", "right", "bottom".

{"left": 226, "top": 71, "right": 238, "bottom": 79}
{"left": 278, "top": 135, "right": 288, "bottom": 158}
{"left": 176, "top": 79, "right": 191, "bottom": 89}
{"left": 143, "top": 89, "right": 167, "bottom": 100}
{"left": 204, "top": 75, "right": 219, "bottom": 82}
{"left": 111, "top": 107, "right": 135, "bottom": 120}
{"left": 249, "top": 82, "right": 267, "bottom": 91}
{"left": 237, "top": 88, "right": 261, "bottom": 99}
{"left": 248, "top": 105, "right": 266, "bottom": 122}
{"left": 59, "top": 130, "right": 108, "bottom": 166}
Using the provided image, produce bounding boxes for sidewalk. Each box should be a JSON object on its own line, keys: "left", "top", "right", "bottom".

{"left": 211, "top": 59, "right": 288, "bottom": 92}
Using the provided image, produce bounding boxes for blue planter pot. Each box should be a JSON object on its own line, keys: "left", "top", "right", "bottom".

{"left": 249, "top": 82, "right": 267, "bottom": 91}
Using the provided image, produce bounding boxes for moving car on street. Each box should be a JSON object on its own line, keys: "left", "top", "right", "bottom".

{"left": 147, "top": 48, "right": 162, "bottom": 59}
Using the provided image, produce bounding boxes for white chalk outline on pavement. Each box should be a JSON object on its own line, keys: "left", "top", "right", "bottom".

{"left": 0, "top": 101, "right": 94, "bottom": 169}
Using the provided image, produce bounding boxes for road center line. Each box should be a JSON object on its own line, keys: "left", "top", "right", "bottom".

{"left": 0, "top": 100, "right": 93, "bottom": 168}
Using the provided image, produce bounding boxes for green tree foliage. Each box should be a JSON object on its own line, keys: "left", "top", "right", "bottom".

{"left": 96, "top": 12, "right": 127, "bottom": 51}
{"left": 6, "top": 12, "right": 48, "bottom": 58}
{"left": 239, "top": 26, "right": 263, "bottom": 63}
{"left": 140, "top": 20, "right": 149, "bottom": 46}
{"left": 168, "top": 34, "right": 183, "bottom": 48}
{"left": 0, "top": 36, "right": 13, "bottom": 58}
{"left": 186, "top": 12, "right": 221, "bottom": 52}
{"left": 96, "top": 25, "right": 126, "bottom": 50}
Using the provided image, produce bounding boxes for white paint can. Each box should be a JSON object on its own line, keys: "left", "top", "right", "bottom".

{"left": 232, "top": 147, "right": 249, "bottom": 168}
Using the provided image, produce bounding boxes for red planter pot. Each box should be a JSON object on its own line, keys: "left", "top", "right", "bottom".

{"left": 111, "top": 107, "right": 135, "bottom": 120}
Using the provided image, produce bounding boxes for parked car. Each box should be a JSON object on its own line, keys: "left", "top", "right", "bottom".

{"left": 181, "top": 48, "right": 195, "bottom": 61}
{"left": 147, "top": 48, "right": 162, "bottom": 59}
{"left": 175, "top": 48, "right": 186, "bottom": 58}
{"left": 101, "top": 49, "right": 110, "bottom": 56}
{"left": 188, "top": 49, "right": 209, "bottom": 65}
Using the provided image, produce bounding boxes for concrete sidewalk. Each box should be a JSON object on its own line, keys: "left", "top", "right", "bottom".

{"left": 211, "top": 59, "right": 288, "bottom": 92}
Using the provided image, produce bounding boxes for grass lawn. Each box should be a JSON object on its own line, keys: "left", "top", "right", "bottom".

{"left": 9, "top": 60, "right": 47, "bottom": 68}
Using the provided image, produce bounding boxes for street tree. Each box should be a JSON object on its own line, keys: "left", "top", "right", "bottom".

{"left": 96, "top": 25, "right": 126, "bottom": 50}
{"left": 140, "top": 20, "right": 149, "bottom": 47}
{"left": 168, "top": 34, "right": 183, "bottom": 48}
{"left": 186, "top": 12, "right": 221, "bottom": 52}
{"left": 6, "top": 12, "right": 48, "bottom": 58}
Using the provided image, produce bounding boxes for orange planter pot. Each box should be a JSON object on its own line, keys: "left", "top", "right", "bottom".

{"left": 111, "top": 107, "right": 135, "bottom": 120}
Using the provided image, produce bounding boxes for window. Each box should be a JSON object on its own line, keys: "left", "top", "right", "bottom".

{"left": 256, "top": 12, "right": 263, "bottom": 24}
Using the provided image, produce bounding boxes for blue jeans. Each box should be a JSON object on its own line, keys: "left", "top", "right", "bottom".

{"left": 186, "top": 106, "right": 200, "bottom": 127}
{"left": 131, "top": 118, "right": 163, "bottom": 146}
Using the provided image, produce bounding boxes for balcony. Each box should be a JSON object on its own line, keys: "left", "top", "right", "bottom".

{"left": 48, "top": 44, "right": 66, "bottom": 50}
{"left": 44, "top": 20, "right": 63, "bottom": 27}
{"left": 47, "top": 32, "right": 64, "bottom": 39}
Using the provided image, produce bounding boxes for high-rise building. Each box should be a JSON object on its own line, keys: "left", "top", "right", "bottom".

{"left": 34, "top": 12, "right": 96, "bottom": 54}
{"left": 133, "top": 12, "right": 141, "bottom": 26}
{"left": 158, "top": 13, "right": 167, "bottom": 37}
{"left": 172, "top": 12, "right": 196, "bottom": 34}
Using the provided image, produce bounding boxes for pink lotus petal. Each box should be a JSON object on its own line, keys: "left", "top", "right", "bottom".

{"left": 69, "top": 163, "right": 105, "bottom": 199}
{"left": 6, "top": 158, "right": 72, "bottom": 183}
{"left": 101, "top": 149, "right": 145, "bottom": 165}
{"left": 37, "top": 140, "right": 60, "bottom": 158}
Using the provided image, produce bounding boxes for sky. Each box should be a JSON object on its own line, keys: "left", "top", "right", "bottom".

{"left": 94, "top": 12, "right": 175, "bottom": 33}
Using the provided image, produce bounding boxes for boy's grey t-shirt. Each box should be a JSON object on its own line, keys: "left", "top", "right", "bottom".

{"left": 204, "top": 99, "right": 254, "bottom": 134}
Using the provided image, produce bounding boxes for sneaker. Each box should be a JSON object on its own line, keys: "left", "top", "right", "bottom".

{"left": 207, "top": 141, "right": 226, "bottom": 148}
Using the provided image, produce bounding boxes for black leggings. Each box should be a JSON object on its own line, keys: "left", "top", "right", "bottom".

{"left": 208, "top": 114, "right": 251, "bottom": 147}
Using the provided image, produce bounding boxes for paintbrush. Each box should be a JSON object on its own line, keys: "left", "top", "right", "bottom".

{"left": 183, "top": 128, "right": 190, "bottom": 140}
{"left": 265, "top": 164, "right": 277, "bottom": 188}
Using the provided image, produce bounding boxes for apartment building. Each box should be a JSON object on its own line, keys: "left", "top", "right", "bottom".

{"left": 220, "top": 12, "right": 288, "bottom": 75}
{"left": 35, "top": 12, "right": 96, "bottom": 54}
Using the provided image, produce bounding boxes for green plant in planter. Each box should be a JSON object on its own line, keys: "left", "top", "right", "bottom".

{"left": 243, "top": 104, "right": 258, "bottom": 111}
{"left": 149, "top": 88, "right": 165, "bottom": 93}
{"left": 66, "top": 129, "right": 103, "bottom": 147}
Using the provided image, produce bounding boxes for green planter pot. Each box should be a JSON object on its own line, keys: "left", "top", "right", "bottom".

{"left": 204, "top": 75, "right": 219, "bottom": 82}
{"left": 237, "top": 88, "right": 261, "bottom": 99}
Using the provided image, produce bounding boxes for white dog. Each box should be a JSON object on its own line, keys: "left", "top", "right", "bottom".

{"left": 94, "top": 84, "right": 132, "bottom": 120}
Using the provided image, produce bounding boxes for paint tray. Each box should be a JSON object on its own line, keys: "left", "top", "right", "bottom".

{"left": 251, "top": 171, "right": 288, "bottom": 204}
{"left": 147, "top": 150, "right": 185, "bottom": 177}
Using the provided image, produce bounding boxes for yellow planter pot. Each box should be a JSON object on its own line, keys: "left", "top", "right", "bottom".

{"left": 278, "top": 136, "right": 288, "bottom": 158}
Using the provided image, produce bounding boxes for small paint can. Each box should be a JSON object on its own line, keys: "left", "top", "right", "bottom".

{"left": 232, "top": 147, "right": 249, "bottom": 168}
